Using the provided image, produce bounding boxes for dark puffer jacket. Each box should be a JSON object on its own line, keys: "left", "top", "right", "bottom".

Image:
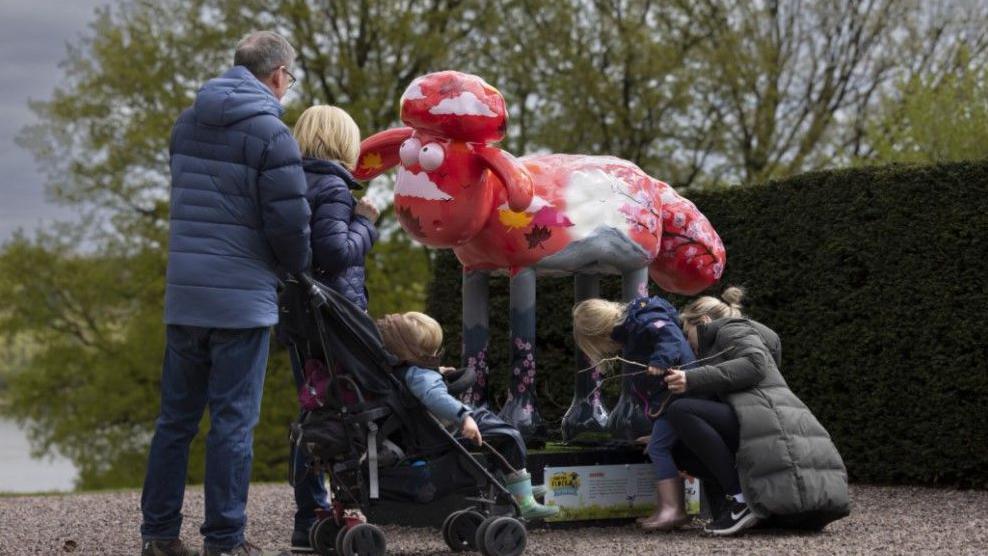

{"left": 688, "top": 317, "right": 850, "bottom": 528}
{"left": 304, "top": 158, "right": 378, "bottom": 310}
{"left": 165, "top": 66, "right": 311, "bottom": 328}
{"left": 611, "top": 296, "right": 696, "bottom": 414}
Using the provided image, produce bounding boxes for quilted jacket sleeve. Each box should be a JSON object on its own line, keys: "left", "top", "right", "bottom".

{"left": 257, "top": 128, "right": 312, "bottom": 273}
{"left": 686, "top": 323, "right": 772, "bottom": 395}
{"left": 310, "top": 175, "right": 378, "bottom": 275}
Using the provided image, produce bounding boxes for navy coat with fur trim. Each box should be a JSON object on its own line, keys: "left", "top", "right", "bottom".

{"left": 611, "top": 296, "right": 697, "bottom": 415}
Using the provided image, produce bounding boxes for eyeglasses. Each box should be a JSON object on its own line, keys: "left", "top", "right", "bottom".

{"left": 280, "top": 66, "right": 297, "bottom": 89}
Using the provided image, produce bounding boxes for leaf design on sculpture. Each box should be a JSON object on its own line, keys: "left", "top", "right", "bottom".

{"left": 359, "top": 152, "right": 383, "bottom": 172}
{"left": 524, "top": 225, "right": 552, "bottom": 250}
{"left": 498, "top": 209, "right": 534, "bottom": 230}
{"left": 530, "top": 206, "right": 574, "bottom": 227}
{"left": 396, "top": 205, "right": 424, "bottom": 238}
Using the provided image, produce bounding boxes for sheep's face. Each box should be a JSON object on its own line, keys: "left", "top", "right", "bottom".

{"left": 392, "top": 131, "right": 493, "bottom": 247}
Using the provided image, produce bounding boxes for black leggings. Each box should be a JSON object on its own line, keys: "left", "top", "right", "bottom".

{"left": 666, "top": 397, "right": 741, "bottom": 496}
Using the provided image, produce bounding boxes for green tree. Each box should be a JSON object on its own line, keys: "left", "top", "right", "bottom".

{"left": 477, "top": 0, "right": 706, "bottom": 185}
{"left": 866, "top": 67, "right": 988, "bottom": 164}
{"left": 2, "top": 0, "right": 480, "bottom": 488}
{"left": 679, "top": 0, "right": 988, "bottom": 186}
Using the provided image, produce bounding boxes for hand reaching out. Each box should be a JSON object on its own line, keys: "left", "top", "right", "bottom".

{"left": 354, "top": 198, "right": 380, "bottom": 223}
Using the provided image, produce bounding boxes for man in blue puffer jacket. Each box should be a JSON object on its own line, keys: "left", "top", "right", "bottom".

{"left": 140, "top": 31, "right": 310, "bottom": 556}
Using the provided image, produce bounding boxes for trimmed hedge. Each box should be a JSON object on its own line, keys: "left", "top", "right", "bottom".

{"left": 426, "top": 161, "right": 988, "bottom": 487}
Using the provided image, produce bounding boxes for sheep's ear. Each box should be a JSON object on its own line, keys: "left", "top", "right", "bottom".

{"left": 353, "top": 127, "right": 414, "bottom": 180}
{"left": 476, "top": 145, "right": 533, "bottom": 212}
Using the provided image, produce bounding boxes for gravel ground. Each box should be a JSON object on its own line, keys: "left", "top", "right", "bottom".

{"left": 1, "top": 484, "right": 985, "bottom": 555}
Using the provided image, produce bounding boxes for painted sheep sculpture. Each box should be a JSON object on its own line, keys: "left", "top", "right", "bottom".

{"left": 354, "top": 71, "right": 726, "bottom": 442}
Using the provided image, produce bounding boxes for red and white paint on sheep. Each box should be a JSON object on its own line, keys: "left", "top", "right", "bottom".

{"left": 355, "top": 71, "right": 726, "bottom": 442}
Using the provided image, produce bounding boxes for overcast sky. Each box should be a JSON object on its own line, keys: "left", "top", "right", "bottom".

{"left": 0, "top": 0, "right": 109, "bottom": 244}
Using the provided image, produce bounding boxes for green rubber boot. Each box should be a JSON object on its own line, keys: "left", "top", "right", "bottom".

{"left": 505, "top": 470, "right": 560, "bottom": 520}
{"left": 532, "top": 484, "right": 547, "bottom": 499}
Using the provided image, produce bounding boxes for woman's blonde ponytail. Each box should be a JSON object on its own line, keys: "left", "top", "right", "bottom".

{"left": 720, "top": 286, "right": 745, "bottom": 315}
{"left": 680, "top": 285, "right": 745, "bottom": 326}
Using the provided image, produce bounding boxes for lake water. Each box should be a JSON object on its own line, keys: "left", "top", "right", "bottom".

{"left": 0, "top": 417, "right": 77, "bottom": 493}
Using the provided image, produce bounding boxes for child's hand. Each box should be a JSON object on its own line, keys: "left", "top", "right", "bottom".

{"left": 647, "top": 365, "right": 666, "bottom": 376}
{"left": 355, "top": 198, "right": 380, "bottom": 223}
{"left": 461, "top": 415, "right": 482, "bottom": 446}
{"left": 664, "top": 369, "right": 687, "bottom": 394}
{"left": 439, "top": 366, "right": 457, "bottom": 375}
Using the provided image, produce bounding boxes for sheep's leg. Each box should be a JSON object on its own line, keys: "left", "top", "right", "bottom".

{"left": 606, "top": 267, "right": 652, "bottom": 442}
{"left": 561, "top": 273, "right": 610, "bottom": 442}
{"left": 499, "top": 266, "right": 545, "bottom": 443}
{"left": 461, "top": 269, "right": 491, "bottom": 408}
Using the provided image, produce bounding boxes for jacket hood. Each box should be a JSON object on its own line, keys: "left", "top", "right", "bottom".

{"left": 303, "top": 158, "right": 362, "bottom": 190}
{"left": 611, "top": 296, "right": 681, "bottom": 344}
{"left": 194, "top": 66, "right": 283, "bottom": 126}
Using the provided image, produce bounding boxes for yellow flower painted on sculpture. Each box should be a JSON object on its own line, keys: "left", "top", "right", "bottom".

{"left": 498, "top": 209, "right": 533, "bottom": 230}
{"left": 360, "top": 152, "right": 383, "bottom": 172}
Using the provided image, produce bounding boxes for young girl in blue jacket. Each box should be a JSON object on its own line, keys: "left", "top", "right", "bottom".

{"left": 287, "top": 105, "right": 379, "bottom": 549}
{"left": 573, "top": 296, "right": 710, "bottom": 532}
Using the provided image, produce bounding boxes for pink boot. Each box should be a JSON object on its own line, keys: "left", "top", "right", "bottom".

{"left": 639, "top": 478, "right": 689, "bottom": 532}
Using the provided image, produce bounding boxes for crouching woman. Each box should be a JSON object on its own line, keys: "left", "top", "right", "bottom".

{"left": 663, "top": 287, "right": 850, "bottom": 535}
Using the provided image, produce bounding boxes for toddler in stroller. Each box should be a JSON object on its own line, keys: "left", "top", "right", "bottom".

{"left": 284, "top": 274, "right": 554, "bottom": 555}
{"left": 375, "top": 312, "right": 558, "bottom": 521}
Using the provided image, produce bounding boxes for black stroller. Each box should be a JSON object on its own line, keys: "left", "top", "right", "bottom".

{"left": 282, "top": 274, "right": 530, "bottom": 556}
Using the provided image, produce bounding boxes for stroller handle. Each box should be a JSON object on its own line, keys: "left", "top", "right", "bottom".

{"left": 289, "top": 271, "right": 318, "bottom": 291}
{"left": 287, "top": 272, "right": 326, "bottom": 301}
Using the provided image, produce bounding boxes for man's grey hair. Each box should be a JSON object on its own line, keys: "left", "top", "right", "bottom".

{"left": 234, "top": 31, "right": 296, "bottom": 78}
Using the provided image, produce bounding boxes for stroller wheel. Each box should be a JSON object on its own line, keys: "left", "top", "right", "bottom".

{"left": 443, "top": 510, "right": 486, "bottom": 552}
{"left": 310, "top": 517, "right": 342, "bottom": 555}
{"left": 478, "top": 516, "right": 527, "bottom": 556}
{"left": 474, "top": 516, "right": 498, "bottom": 554}
{"left": 338, "top": 522, "right": 387, "bottom": 556}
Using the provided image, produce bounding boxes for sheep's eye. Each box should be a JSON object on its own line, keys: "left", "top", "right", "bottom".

{"left": 399, "top": 138, "right": 422, "bottom": 167}
{"left": 419, "top": 143, "right": 445, "bottom": 171}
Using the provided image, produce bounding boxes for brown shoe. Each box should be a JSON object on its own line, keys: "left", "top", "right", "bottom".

{"left": 202, "top": 541, "right": 289, "bottom": 556}
{"left": 142, "top": 539, "right": 200, "bottom": 556}
{"left": 639, "top": 478, "right": 690, "bottom": 532}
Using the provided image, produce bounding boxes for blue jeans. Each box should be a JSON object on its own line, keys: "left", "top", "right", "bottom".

{"left": 646, "top": 416, "right": 680, "bottom": 480}
{"left": 289, "top": 347, "right": 330, "bottom": 533}
{"left": 140, "top": 325, "right": 270, "bottom": 550}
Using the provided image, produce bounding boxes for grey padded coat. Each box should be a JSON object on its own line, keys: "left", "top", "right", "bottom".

{"left": 688, "top": 317, "right": 850, "bottom": 528}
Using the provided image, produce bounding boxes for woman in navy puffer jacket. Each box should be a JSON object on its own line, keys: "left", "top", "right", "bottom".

{"left": 287, "top": 105, "right": 378, "bottom": 549}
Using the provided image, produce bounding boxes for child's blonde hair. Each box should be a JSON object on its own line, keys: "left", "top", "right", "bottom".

{"left": 376, "top": 311, "right": 443, "bottom": 367}
{"left": 293, "top": 105, "right": 361, "bottom": 170}
{"left": 572, "top": 299, "right": 628, "bottom": 367}
{"left": 680, "top": 286, "right": 745, "bottom": 327}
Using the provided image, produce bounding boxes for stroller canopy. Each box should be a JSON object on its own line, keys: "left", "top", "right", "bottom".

{"left": 290, "top": 277, "right": 399, "bottom": 396}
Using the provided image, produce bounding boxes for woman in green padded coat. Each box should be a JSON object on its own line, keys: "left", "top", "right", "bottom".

{"left": 661, "top": 287, "right": 850, "bottom": 536}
